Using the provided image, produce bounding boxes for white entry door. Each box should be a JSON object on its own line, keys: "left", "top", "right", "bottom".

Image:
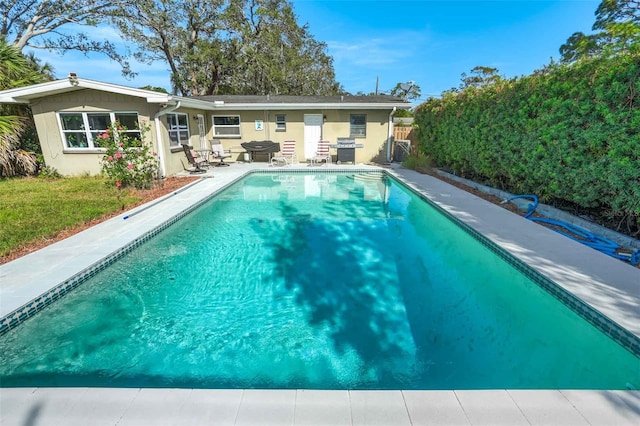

{"left": 196, "top": 114, "right": 207, "bottom": 149}
{"left": 303, "top": 114, "right": 323, "bottom": 160}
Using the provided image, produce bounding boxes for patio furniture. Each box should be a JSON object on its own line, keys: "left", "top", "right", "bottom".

{"left": 241, "top": 141, "right": 281, "bottom": 162}
{"left": 181, "top": 144, "right": 208, "bottom": 174}
{"left": 210, "top": 140, "right": 232, "bottom": 166}
{"left": 310, "top": 140, "right": 331, "bottom": 166}
{"left": 271, "top": 140, "right": 298, "bottom": 166}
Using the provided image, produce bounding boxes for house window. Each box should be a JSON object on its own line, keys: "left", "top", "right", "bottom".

{"left": 115, "top": 112, "right": 142, "bottom": 142}
{"left": 58, "top": 112, "right": 140, "bottom": 149}
{"left": 86, "top": 113, "right": 111, "bottom": 147}
{"left": 167, "top": 113, "right": 190, "bottom": 146}
{"left": 275, "top": 114, "right": 286, "bottom": 131}
{"left": 59, "top": 113, "right": 89, "bottom": 148}
{"left": 212, "top": 115, "right": 241, "bottom": 137}
{"left": 350, "top": 114, "right": 366, "bottom": 138}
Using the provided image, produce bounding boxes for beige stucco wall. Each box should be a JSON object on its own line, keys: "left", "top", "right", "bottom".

{"left": 30, "top": 89, "right": 396, "bottom": 177}
{"left": 30, "top": 90, "right": 161, "bottom": 176}
{"left": 201, "top": 108, "right": 393, "bottom": 167}
{"left": 160, "top": 108, "right": 211, "bottom": 176}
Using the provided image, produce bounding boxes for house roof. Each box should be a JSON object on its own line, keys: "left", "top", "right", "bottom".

{"left": 0, "top": 77, "right": 172, "bottom": 104}
{"left": 0, "top": 77, "right": 412, "bottom": 110}
{"left": 193, "top": 95, "right": 412, "bottom": 110}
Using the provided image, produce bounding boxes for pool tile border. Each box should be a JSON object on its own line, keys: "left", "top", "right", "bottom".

{"left": 391, "top": 171, "right": 640, "bottom": 360}
{"left": 0, "top": 168, "right": 381, "bottom": 336}
{"left": 2, "top": 167, "right": 639, "bottom": 361}
{"left": 0, "top": 174, "right": 245, "bottom": 336}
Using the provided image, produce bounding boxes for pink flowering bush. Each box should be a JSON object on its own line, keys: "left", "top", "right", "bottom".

{"left": 100, "top": 121, "right": 159, "bottom": 189}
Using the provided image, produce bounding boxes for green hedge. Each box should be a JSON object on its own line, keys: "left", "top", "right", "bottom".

{"left": 414, "top": 54, "right": 640, "bottom": 220}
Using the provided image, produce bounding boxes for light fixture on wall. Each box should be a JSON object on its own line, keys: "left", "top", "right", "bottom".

{"left": 323, "top": 115, "right": 327, "bottom": 122}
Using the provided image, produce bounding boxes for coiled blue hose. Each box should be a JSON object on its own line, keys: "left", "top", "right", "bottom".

{"left": 502, "top": 194, "right": 639, "bottom": 266}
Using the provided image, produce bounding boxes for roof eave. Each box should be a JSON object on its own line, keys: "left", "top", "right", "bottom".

{"left": 0, "top": 78, "right": 171, "bottom": 104}
{"left": 170, "top": 96, "right": 226, "bottom": 110}
{"left": 195, "top": 102, "right": 412, "bottom": 110}
{"left": 0, "top": 79, "right": 413, "bottom": 110}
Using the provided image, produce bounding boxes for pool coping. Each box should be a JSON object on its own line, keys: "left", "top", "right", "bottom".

{"left": 1, "top": 162, "right": 639, "bottom": 425}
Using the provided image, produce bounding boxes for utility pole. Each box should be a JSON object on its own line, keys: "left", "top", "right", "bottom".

{"left": 375, "top": 76, "right": 379, "bottom": 95}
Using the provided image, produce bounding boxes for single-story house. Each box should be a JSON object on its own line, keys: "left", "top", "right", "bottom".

{"left": 0, "top": 75, "right": 411, "bottom": 177}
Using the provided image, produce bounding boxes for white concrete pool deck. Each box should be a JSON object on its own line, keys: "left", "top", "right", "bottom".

{"left": 1, "top": 162, "right": 639, "bottom": 425}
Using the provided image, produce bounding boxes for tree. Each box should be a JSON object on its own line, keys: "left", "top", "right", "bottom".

{"left": 459, "top": 66, "right": 502, "bottom": 89}
{"left": 594, "top": 0, "right": 640, "bottom": 52}
{"left": 0, "top": 40, "right": 51, "bottom": 177}
{"left": 394, "top": 108, "right": 413, "bottom": 118}
{"left": 221, "top": 0, "right": 341, "bottom": 95}
{"left": 138, "top": 85, "right": 169, "bottom": 94}
{"left": 594, "top": 0, "right": 640, "bottom": 31}
{"left": 114, "top": 0, "right": 341, "bottom": 96}
{"left": 560, "top": 0, "right": 639, "bottom": 62}
{"left": 559, "top": 32, "right": 601, "bottom": 63}
{"left": 1, "top": 0, "right": 133, "bottom": 76}
{"left": 389, "top": 81, "right": 421, "bottom": 101}
{"left": 112, "top": 0, "right": 222, "bottom": 96}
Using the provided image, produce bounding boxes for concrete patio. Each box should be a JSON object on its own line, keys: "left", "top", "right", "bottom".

{"left": 1, "top": 162, "right": 639, "bottom": 425}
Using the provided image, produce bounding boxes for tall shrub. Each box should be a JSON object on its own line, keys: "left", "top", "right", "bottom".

{"left": 414, "top": 53, "right": 640, "bottom": 223}
{"left": 100, "top": 121, "right": 159, "bottom": 189}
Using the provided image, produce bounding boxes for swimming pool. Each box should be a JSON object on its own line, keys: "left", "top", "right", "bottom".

{"left": 1, "top": 171, "right": 638, "bottom": 389}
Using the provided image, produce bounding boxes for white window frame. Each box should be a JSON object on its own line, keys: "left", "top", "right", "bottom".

{"left": 212, "top": 115, "right": 241, "bottom": 138}
{"left": 57, "top": 111, "right": 140, "bottom": 150}
{"left": 350, "top": 114, "right": 367, "bottom": 138}
{"left": 275, "top": 114, "right": 286, "bottom": 132}
{"left": 167, "top": 113, "right": 190, "bottom": 147}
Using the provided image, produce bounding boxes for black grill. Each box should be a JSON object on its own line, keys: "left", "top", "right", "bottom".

{"left": 330, "top": 138, "right": 363, "bottom": 164}
{"left": 241, "top": 141, "right": 281, "bottom": 162}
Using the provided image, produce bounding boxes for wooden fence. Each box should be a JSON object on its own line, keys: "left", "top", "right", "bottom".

{"left": 394, "top": 126, "right": 413, "bottom": 142}
{"left": 392, "top": 126, "right": 415, "bottom": 160}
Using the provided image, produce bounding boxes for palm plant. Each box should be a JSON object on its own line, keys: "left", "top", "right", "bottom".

{"left": 0, "top": 40, "right": 51, "bottom": 177}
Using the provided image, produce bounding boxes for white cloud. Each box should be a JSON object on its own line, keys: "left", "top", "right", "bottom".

{"left": 324, "top": 29, "right": 430, "bottom": 93}
{"left": 330, "top": 40, "right": 405, "bottom": 67}
{"left": 328, "top": 30, "right": 427, "bottom": 69}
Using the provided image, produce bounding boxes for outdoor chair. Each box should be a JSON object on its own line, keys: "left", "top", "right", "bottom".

{"left": 310, "top": 140, "right": 332, "bottom": 166}
{"left": 210, "top": 140, "right": 232, "bottom": 166}
{"left": 181, "top": 144, "right": 208, "bottom": 174}
{"left": 271, "top": 140, "right": 298, "bottom": 166}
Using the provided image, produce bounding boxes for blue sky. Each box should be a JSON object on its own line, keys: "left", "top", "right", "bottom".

{"left": 27, "top": 0, "right": 600, "bottom": 102}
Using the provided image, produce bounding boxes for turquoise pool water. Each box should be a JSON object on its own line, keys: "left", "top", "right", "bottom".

{"left": 1, "top": 172, "right": 638, "bottom": 389}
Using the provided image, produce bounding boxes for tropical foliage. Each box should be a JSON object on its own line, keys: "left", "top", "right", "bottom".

{"left": 414, "top": 1, "right": 640, "bottom": 234}
{"left": 414, "top": 53, "right": 640, "bottom": 231}
{"left": 0, "top": 40, "right": 51, "bottom": 177}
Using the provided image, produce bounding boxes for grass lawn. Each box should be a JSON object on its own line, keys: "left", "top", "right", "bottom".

{"left": 0, "top": 176, "right": 142, "bottom": 261}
